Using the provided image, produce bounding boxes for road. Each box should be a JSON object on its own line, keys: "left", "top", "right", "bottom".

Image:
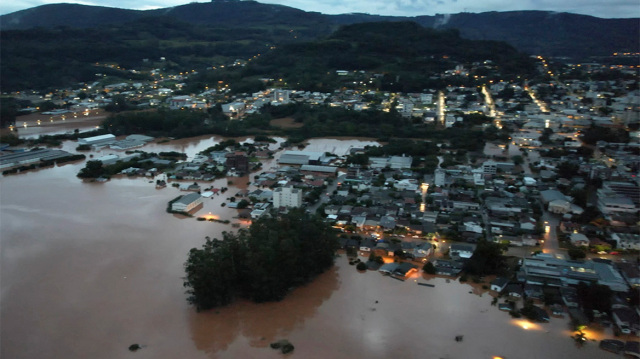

{"left": 542, "top": 211, "right": 560, "bottom": 253}
{"left": 306, "top": 174, "right": 345, "bottom": 214}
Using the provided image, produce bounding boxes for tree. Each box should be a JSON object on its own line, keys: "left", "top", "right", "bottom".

{"left": 511, "top": 155, "right": 524, "bottom": 166}
{"left": 557, "top": 162, "right": 580, "bottom": 179}
{"left": 519, "top": 299, "right": 539, "bottom": 321}
{"left": 183, "top": 209, "right": 338, "bottom": 310}
{"left": 423, "top": 261, "right": 436, "bottom": 274}
{"left": 464, "top": 240, "right": 506, "bottom": 275}
{"left": 236, "top": 199, "right": 250, "bottom": 209}
{"left": 568, "top": 247, "right": 587, "bottom": 260}
{"left": 0, "top": 97, "right": 18, "bottom": 128}
{"left": 573, "top": 330, "right": 587, "bottom": 346}
{"left": 570, "top": 188, "right": 587, "bottom": 208}
{"left": 77, "top": 160, "right": 104, "bottom": 178}
{"left": 540, "top": 128, "right": 553, "bottom": 145}
{"left": 576, "top": 281, "right": 612, "bottom": 321}
{"left": 183, "top": 233, "right": 244, "bottom": 311}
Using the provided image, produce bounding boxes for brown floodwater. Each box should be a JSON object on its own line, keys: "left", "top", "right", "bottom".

{"left": 1, "top": 137, "right": 616, "bottom": 359}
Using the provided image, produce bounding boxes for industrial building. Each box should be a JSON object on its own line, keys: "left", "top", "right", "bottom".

{"left": 518, "top": 253, "right": 629, "bottom": 292}
{"left": 78, "top": 134, "right": 116, "bottom": 147}
{"left": 278, "top": 151, "right": 330, "bottom": 165}
{"left": 0, "top": 149, "right": 74, "bottom": 169}
{"left": 171, "top": 193, "right": 202, "bottom": 213}
{"left": 369, "top": 155, "right": 413, "bottom": 169}
{"left": 110, "top": 134, "right": 154, "bottom": 150}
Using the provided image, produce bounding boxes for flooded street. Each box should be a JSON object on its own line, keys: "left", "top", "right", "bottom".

{"left": 1, "top": 136, "right": 614, "bottom": 359}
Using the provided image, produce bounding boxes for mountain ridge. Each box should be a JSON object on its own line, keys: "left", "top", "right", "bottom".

{"left": 2, "top": 2, "right": 637, "bottom": 59}
{"left": 1, "top": 2, "right": 637, "bottom": 91}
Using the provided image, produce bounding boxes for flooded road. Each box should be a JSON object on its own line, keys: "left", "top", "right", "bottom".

{"left": 14, "top": 110, "right": 108, "bottom": 139}
{"left": 1, "top": 136, "right": 615, "bottom": 359}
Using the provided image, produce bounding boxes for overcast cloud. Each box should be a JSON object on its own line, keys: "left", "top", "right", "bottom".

{"left": 1, "top": 0, "right": 638, "bottom": 18}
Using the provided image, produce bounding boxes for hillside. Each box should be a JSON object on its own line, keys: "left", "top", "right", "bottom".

{"left": 0, "top": 0, "right": 640, "bottom": 56}
{"left": 1, "top": 2, "right": 637, "bottom": 60}
{"left": 0, "top": 4, "right": 143, "bottom": 29}
{"left": 239, "top": 21, "right": 535, "bottom": 92}
{"left": 0, "top": 14, "right": 329, "bottom": 91}
{"left": 1, "top": 2, "right": 637, "bottom": 91}
{"left": 0, "top": 1, "right": 332, "bottom": 30}
{"left": 415, "top": 11, "right": 640, "bottom": 58}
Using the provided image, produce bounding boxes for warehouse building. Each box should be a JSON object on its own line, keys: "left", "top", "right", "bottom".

{"left": 78, "top": 134, "right": 116, "bottom": 147}
{"left": 171, "top": 193, "right": 203, "bottom": 213}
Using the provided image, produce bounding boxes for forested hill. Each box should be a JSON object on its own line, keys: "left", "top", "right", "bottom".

{"left": 413, "top": 11, "right": 639, "bottom": 58}
{"left": 241, "top": 21, "right": 535, "bottom": 92}
{"left": 1, "top": 1, "right": 638, "bottom": 59}
{"left": 0, "top": 4, "right": 144, "bottom": 30}
{"left": 1, "top": 2, "right": 332, "bottom": 31}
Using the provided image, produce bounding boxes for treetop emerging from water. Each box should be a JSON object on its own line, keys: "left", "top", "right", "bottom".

{"left": 183, "top": 208, "right": 339, "bottom": 311}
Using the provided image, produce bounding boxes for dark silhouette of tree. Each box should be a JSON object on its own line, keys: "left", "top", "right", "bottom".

{"left": 183, "top": 209, "right": 338, "bottom": 310}
{"left": 77, "top": 160, "right": 104, "bottom": 178}
{"left": 576, "top": 281, "right": 612, "bottom": 321}
{"left": 422, "top": 262, "right": 436, "bottom": 274}
{"left": 464, "top": 240, "right": 506, "bottom": 275}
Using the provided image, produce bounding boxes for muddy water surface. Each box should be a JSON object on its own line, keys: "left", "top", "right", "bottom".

{"left": 1, "top": 137, "right": 614, "bottom": 359}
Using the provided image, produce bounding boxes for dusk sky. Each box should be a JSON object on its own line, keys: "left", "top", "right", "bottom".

{"left": 1, "top": 0, "right": 638, "bottom": 18}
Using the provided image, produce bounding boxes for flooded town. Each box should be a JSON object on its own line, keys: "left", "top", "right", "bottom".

{"left": 1, "top": 7, "right": 639, "bottom": 358}
{"left": 2, "top": 124, "right": 638, "bottom": 358}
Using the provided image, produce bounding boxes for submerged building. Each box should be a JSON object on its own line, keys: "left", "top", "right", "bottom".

{"left": 518, "top": 253, "right": 628, "bottom": 292}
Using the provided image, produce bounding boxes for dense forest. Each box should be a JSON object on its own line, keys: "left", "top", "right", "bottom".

{"left": 183, "top": 209, "right": 339, "bottom": 310}
{"left": 0, "top": 15, "right": 327, "bottom": 91}
{"left": 240, "top": 22, "right": 536, "bottom": 92}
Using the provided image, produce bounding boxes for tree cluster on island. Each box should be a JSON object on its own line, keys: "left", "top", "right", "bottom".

{"left": 183, "top": 209, "right": 339, "bottom": 311}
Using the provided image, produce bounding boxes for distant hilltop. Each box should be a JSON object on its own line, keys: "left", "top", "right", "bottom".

{"left": 1, "top": 2, "right": 638, "bottom": 58}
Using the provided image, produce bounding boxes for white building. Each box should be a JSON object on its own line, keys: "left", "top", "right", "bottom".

{"left": 273, "top": 186, "right": 302, "bottom": 209}
{"left": 611, "top": 233, "right": 640, "bottom": 250}
{"left": 444, "top": 115, "right": 457, "bottom": 128}
{"left": 569, "top": 233, "right": 589, "bottom": 246}
{"left": 278, "top": 151, "right": 329, "bottom": 165}
{"left": 472, "top": 168, "right": 484, "bottom": 186}
{"left": 450, "top": 244, "right": 474, "bottom": 259}
{"left": 393, "top": 179, "right": 419, "bottom": 191}
{"left": 171, "top": 193, "right": 202, "bottom": 213}
{"left": 251, "top": 202, "right": 271, "bottom": 219}
{"left": 78, "top": 134, "right": 116, "bottom": 147}
{"left": 482, "top": 160, "right": 515, "bottom": 175}
{"left": 482, "top": 160, "right": 499, "bottom": 175}
{"left": 435, "top": 168, "right": 446, "bottom": 187}
{"left": 221, "top": 102, "right": 246, "bottom": 115}
{"left": 272, "top": 89, "right": 291, "bottom": 103}
{"left": 548, "top": 199, "right": 572, "bottom": 214}
{"left": 369, "top": 155, "right": 413, "bottom": 169}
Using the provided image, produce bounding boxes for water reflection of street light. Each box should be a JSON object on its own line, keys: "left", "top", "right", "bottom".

{"left": 420, "top": 183, "right": 429, "bottom": 213}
